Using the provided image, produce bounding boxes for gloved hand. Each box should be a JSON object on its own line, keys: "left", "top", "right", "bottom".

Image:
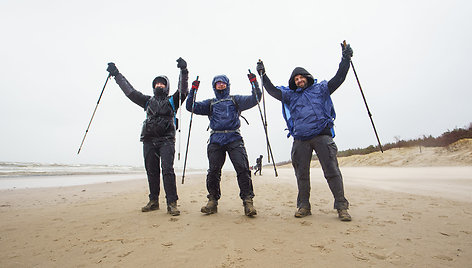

{"left": 256, "top": 60, "right": 265, "bottom": 76}
{"left": 247, "top": 72, "right": 259, "bottom": 88}
{"left": 191, "top": 79, "right": 200, "bottom": 91}
{"left": 341, "top": 42, "right": 353, "bottom": 59}
{"left": 176, "top": 57, "right": 187, "bottom": 70}
{"left": 107, "top": 62, "right": 119, "bottom": 76}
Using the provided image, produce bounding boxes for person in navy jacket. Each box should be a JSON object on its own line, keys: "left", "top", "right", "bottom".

{"left": 186, "top": 74, "right": 262, "bottom": 216}
{"left": 257, "top": 43, "right": 353, "bottom": 221}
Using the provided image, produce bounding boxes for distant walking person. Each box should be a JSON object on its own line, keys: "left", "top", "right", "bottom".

{"left": 256, "top": 42, "right": 353, "bottom": 221}
{"left": 186, "top": 73, "right": 262, "bottom": 216}
{"left": 254, "top": 155, "right": 263, "bottom": 175}
{"left": 106, "top": 58, "right": 189, "bottom": 216}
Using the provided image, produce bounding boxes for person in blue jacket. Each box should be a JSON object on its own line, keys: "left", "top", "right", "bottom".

{"left": 106, "top": 58, "right": 188, "bottom": 216}
{"left": 256, "top": 42, "right": 353, "bottom": 221}
{"left": 186, "top": 73, "right": 262, "bottom": 216}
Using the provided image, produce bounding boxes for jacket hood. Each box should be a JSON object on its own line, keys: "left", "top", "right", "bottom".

{"left": 212, "top": 75, "right": 230, "bottom": 99}
{"left": 288, "top": 67, "right": 315, "bottom": 90}
{"left": 152, "top": 75, "right": 170, "bottom": 97}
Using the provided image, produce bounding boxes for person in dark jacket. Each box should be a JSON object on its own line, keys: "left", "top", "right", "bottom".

{"left": 256, "top": 43, "right": 353, "bottom": 221}
{"left": 106, "top": 58, "right": 188, "bottom": 216}
{"left": 186, "top": 73, "right": 262, "bottom": 216}
{"left": 254, "top": 155, "right": 263, "bottom": 175}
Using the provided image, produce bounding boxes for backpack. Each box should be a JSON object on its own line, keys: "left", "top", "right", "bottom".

{"left": 208, "top": 96, "right": 249, "bottom": 125}
{"left": 281, "top": 102, "right": 335, "bottom": 138}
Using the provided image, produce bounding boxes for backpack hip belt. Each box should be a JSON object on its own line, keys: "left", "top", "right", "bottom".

{"left": 210, "top": 129, "right": 241, "bottom": 135}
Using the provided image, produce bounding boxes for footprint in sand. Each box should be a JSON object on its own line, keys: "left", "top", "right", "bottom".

{"left": 342, "top": 242, "right": 354, "bottom": 248}
{"left": 402, "top": 214, "right": 413, "bottom": 221}
{"left": 117, "top": 251, "right": 132, "bottom": 258}
{"left": 310, "top": 244, "right": 332, "bottom": 254}
{"left": 84, "top": 247, "right": 102, "bottom": 254}
{"left": 253, "top": 247, "right": 265, "bottom": 252}
{"left": 318, "top": 209, "right": 331, "bottom": 214}
{"left": 272, "top": 239, "right": 284, "bottom": 245}
{"left": 162, "top": 242, "right": 173, "bottom": 247}
{"left": 433, "top": 255, "right": 453, "bottom": 261}
{"left": 369, "top": 252, "right": 387, "bottom": 260}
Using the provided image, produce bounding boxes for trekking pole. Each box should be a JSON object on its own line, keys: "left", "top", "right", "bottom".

{"left": 258, "top": 59, "right": 271, "bottom": 163}
{"left": 77, "top": 73, "right": 111, "bottom": 154}
{"left": 343, "top": 40, "right": 383, "bottom": 153}
{"left": 248, "top": 69, "right": 278, "bottom": 177}
{"left": 182, "top": 76, "right": 199, "bottom": 184}
{"left": 177, "top": 74, "right": 182, "bottom": 161}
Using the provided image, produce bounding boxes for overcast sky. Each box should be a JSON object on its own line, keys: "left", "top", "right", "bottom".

{"left": 1, "top": 0, "right": 471, "bottom": 170}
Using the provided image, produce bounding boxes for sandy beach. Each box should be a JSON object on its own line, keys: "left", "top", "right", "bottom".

{"left": 1, "top": 163, "right": 472, "bottom": 267}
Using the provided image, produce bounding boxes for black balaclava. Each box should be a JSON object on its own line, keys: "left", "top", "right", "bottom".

{"left": 152, "top": 75, "right": 170, "bottom": 97}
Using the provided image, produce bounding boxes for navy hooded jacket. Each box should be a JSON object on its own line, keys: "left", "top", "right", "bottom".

{"left": 261, "top": 57, "right": 350, "bottom": 140}
{"left": 186, "top": 75, "right": 262, "bottom": 145}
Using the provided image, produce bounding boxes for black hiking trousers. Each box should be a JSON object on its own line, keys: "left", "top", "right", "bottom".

{"left": 291, "top": 135, "right": 349, "bottom": 210}
{"left": 206, "top": 139, "right": 255, "bottom": 201}
{"left": 143, "top": 139, "right": 178, "bottom": 204}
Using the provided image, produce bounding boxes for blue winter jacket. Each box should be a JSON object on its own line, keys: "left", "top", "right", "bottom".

{"left": 278, "top": 80, "right": 335, "bottom": 140}
{"left": 186, "top": 75, "right": 262, "bottom": 145}
{"left": 262, "top": 57, "right": 350, "bottom": 141}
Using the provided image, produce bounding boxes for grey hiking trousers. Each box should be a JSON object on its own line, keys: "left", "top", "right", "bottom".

{"left": 291, "top": 135, "right": 349, "bottom": 210}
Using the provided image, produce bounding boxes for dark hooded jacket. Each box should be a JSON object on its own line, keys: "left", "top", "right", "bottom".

{"left": 186, "top": 75, "right": 262, "bottom": 146}
{"left": 278, "top": 67, "right": 336, "bottom": 140}
{"left": 114, "top": 69, "right": 188, "bottom": 142}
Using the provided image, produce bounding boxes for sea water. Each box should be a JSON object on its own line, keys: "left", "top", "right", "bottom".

{"left": 0, "top": 162, "right": 207, "bottom": 190}
{"left": 0, "top": 162, "right": 147, "bottom": 190}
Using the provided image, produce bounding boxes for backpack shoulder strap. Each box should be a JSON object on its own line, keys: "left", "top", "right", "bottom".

{"left": 281, "top": 102, "right": 293, "bottom": 138}
{"left": 169, "top": 96, "right": 178, "bottom": 128}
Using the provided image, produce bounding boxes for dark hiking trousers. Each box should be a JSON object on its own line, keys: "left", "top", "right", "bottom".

{"left": 206, "top": 139, "right": 255, "bottom": 201}
{"left": 143, "top": 140, "right": 178, "bottom": 204}
{"left": 291, "top": 135, "right": 349, "bottom": 210}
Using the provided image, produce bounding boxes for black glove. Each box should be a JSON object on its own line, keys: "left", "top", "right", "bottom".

{"left": 341, "top": 42, "right": 353, "bottom": 59}
{"left": 107, "top": 62, "right": 119, "bottom": 76}
{"left": 256, "top": 60, "right": 265, "bottom": 76}
{"left": 247, "top": 73, "right": 259, "bottom": 88}
{"left": 176, "top": 57, "right": 187, "bottom": 70}
{"left": 191, "top": 79, "right": 200, "bottom": 91}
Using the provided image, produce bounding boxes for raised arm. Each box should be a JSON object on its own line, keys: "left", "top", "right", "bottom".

{"left": 256, "top": 61, "right": 282, "bottom": 101}
{"left": 327, "top": 42, "right": 353, "bottom": 94}
{"left": 185, "top": 86, "right": 211, "bottom": 115}
{"left": 107, "top": 62, "right": 149, "bottom": 108}
{"left": 234, "top": 72, "right": 263, "bottom": 111}
{"left": 171, "top": 57, "right": 189, "bottom": 109}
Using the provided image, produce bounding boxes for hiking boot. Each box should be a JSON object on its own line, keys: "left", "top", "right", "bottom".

{"left": 141, "top": 200, "right": 159, "bottom": 212}
{"left": 167, "top": 202, "right": 180, "bottom": 216}
{"left": 201, "top": 199, "right": 218, "bottom": 214}
{"left": 243, "top": 198, "right": 257, "bottom": 217}
{"left": 337, "top": 209, "right": 352, "bottom": 221}
{"left": 294, "top": 207, "right": 312, "bottom": 218}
